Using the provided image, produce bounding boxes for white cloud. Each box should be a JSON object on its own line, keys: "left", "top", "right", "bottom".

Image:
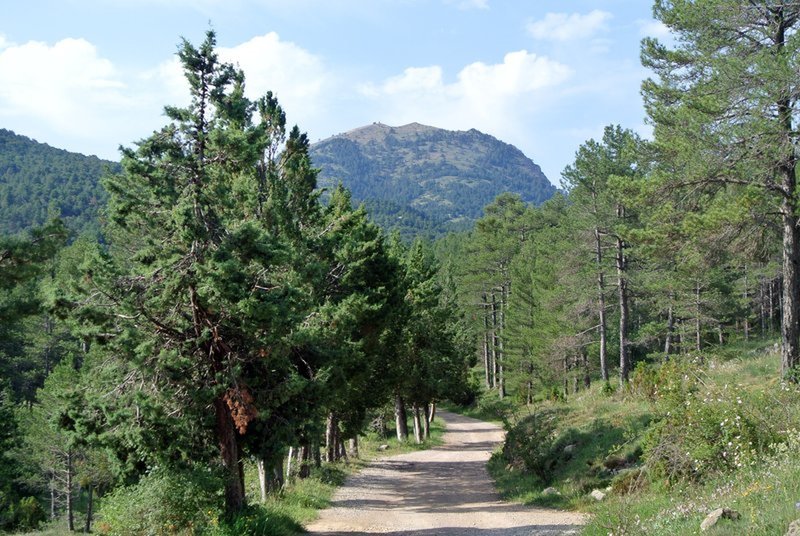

{"left": 382, "top": 66, "right": 444, "bottom": 95}
{"left": 527, "top": 10, "right": 612, "bottom": 42}
{"left": 638, "top": 19, "right": 672, "bottom": 40}
{"left": 444, "top": 0, "right": 489, "bottom": 10}
{"left": 153, "top": 32, "right": 330, "bottom": 127}
{"left": 0, "top": 38, "right": 130, "bottom": 137}
{"left": 357, "top": 51, "right": 571, "bottom": 149}
{"left": 0, "top": 32, "right": 333, "bottom": 158}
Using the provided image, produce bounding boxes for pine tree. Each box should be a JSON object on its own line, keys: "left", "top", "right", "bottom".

{"left": 643, "top": 0, "right": 800, "bottom": 378}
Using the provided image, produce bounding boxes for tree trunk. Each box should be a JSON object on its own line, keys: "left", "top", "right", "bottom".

{"left": 422, "top": 403, "right": 430, "bottom": 440}
{"left": 286, "top": 447, "right": 294, "bottom": 481}
{"left": 781, "top": 189, "right": 800, "bottom": 378}
{"left": 313, "top": 438, "right": 321, "bottom": 468}
{"left": 325, "top": 412, "right": 339, "bottom": 463}
{"left": 595, "top": 227, "right": 609, "bottom": 381}
{"left": 49, "top": 480, "right": 56, "bottom": 520}
{"left": 695, "top": 280, "right": 702, "bottom": 352}
{"left": 665, "top": 292, "right": 675, "bottom": 358}
{"left": 428, "top": 401, "right": 436, "bottom": 423}
{"left": 491, "top": 291, "right": 499, "bottom": 390}
{"left": 348, "top": 437, "right": 359, "bottom": 459}
{"left": 615, "top": 215, "right": 630, "bottom": 384}
{"left": 394, "top": 395, "right": 408, "bottom": 441}
{"left": 770, "top": 276, "right": 776, "bottom": 333}
{"left": 743, "top": 267, "right": 750, "bottom": 341}
{"left": 257, "top": 459, "right": 268, "bottom": 503}
{"left": 84, "top": 484, "right": 93, "bottom": 533}
{"left": 66, "top": 452, "right": 74, "bottom": 532}
{"left": 412, "top": 403, "right": 422, "bottom": 444}
{"left": 214, "top": 396, "right": 245, "bottom": 516}
{"left": 267, "top": 456, "right": 284, "bottom": 493}
{"left": 498, "top": 283, "right": 507, "bottom": 399}
{"left": 298, "top": 444, "right": 311, "bottom": 479}
{"left": 582, "top": 349, "right": 591, "bottom": 389}
{"left": 482, "top": 292, "right": 491, "bottom": 389}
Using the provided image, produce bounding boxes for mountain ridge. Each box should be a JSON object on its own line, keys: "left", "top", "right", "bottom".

{"left": 310, "top": 122, "right": 555, "bottom": 237}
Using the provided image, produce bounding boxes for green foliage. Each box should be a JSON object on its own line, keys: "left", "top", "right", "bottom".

{"left": 312, "top": 123, "right": 555, "bottom": 237}
{"left": 96, "top": 468, "right": 222, "bottom": 535}
{"left": 500, "top": 411, "right": 559, "bottom": 482}
{"left": 11, "top": 497, "right": 46, "bottom": 531}
{"left": 210, "top": 505, "right": 301, "bottom": 536}
{"left": 0, "top": 129, "right": 115, "bottom": 236}
{"left": 585, "top": 416, "right": 800, "bottom": 536}
{"left": 641, "top": 358, "right": 784, "bottom": 482}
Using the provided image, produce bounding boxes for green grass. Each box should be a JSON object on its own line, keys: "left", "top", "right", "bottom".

{"left": 224, "top": 415, "right": 447, "bottom": 535}
{"left": 469, "top": 338, "right": 800, "bottom": 535}
{"left": 583, "top": 432, "right": 800, "bottom": 535}
{"left": 17, "top": 415, "right": 446, "bottom": 536}
{"left": 485, "top": 386, "right": 653, "bottom": 511}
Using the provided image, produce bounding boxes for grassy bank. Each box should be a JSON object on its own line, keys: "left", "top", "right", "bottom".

{"left": 479, "top": 339, "right": 800, "bottom": 535}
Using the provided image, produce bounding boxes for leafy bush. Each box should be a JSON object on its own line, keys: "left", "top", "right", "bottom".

{"left": 501, "top": 411, "right": 558, "bottom": 482}
{"left": 96, "top": 467, "right": 222, "bottom": 535}
{"left": 642, "top": 359, "right": 780, "bottom": 482}
{"left": 210, "top": 505, "right": 302, "bottom": 536}
{"left": 13, "top": 496, "right": 46, "bottom": 530}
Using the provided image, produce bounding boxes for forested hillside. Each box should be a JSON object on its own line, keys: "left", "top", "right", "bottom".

{"left": 310, "top": 122, "right": 556, "bottom": 237}
{"left": 3, "top": 2, "right": 800, "bottom": 535}
{"left": 0, "top": 130, "right": 115, "bottom": 236}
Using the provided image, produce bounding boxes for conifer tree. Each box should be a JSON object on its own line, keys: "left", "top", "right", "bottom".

{"left": 643, "top": 0, "right": 800, "bottom": 378}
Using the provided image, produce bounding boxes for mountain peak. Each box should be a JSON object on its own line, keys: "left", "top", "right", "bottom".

{"left": 310, "top": 123, "right": 555, "bottom": 237}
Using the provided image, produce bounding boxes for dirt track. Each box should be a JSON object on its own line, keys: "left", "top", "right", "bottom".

{"left": 304, "top": 411, "right": 586, "bottom": 535}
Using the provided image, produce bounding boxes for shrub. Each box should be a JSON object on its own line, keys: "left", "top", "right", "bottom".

{"left": 501, "top": 411, "right": 558, "bottom": 482}
{"left": 13, "top": 496, "right": 46, "bottom": 530}
{"left": 642, "top": 360, "right": 781, "bottom": 482}
{"left": 629, "top": 361, "right": 659, "bottom": 400}
{"left": 610, "top": 468, "right": 647, "bottom": 495}
{"left": 210, "top": 505, "right": 302, "bottom": 536}
{"left": 96, "top": 467, "right": 222, "bottom": 535}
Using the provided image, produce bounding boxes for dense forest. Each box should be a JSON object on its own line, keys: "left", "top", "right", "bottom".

{"left": 0, "top": 129, "right": 116, "bottom": 236}
{"left": 3, "top": 1, "right": 800, "bottom": 534}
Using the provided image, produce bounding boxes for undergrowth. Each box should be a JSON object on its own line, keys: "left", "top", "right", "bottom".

{"left": 472, "top": 338, "right": 800, "bottom": 535}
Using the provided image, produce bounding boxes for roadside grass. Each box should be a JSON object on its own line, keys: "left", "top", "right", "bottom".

{"left": 17, "top": 415, "right": 445, "bottom": 536}
{"left": 583, "top": 430, "right": 800, "bottom": 535}
{"left": 485, "top": 386, "right": 653, "bottom": 511}
{"left": 472, "top": 337, "right": 800, "bottom": 535}
{"left": 231, "top": 415, "right": 446, "bottom": 535}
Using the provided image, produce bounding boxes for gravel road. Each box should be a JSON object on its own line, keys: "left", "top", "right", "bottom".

{"left": 304, "top": 411, "right": 586, "bottom": 535}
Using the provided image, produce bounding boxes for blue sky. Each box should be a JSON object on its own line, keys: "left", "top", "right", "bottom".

{"left": 0, "top": 0, "right": 669, "bottom": 186}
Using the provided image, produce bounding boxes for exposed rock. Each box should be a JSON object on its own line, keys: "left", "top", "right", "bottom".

{"left": 700, "top": 508, "right": 740, "bottom": 531}
{"left": 378, "top": 444, "right": 390, "bottom": 451}
{"left": 564, "top": 444, "right": 576, "bottom": 454}
{"left": 786, "top": 519, "right": 800, "bottom": 536}
{"left": 542, "top": 487, "right": 560, "bottom": 496}
{"left": 590, "top": 489, "right": 606, "bottom": 501}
